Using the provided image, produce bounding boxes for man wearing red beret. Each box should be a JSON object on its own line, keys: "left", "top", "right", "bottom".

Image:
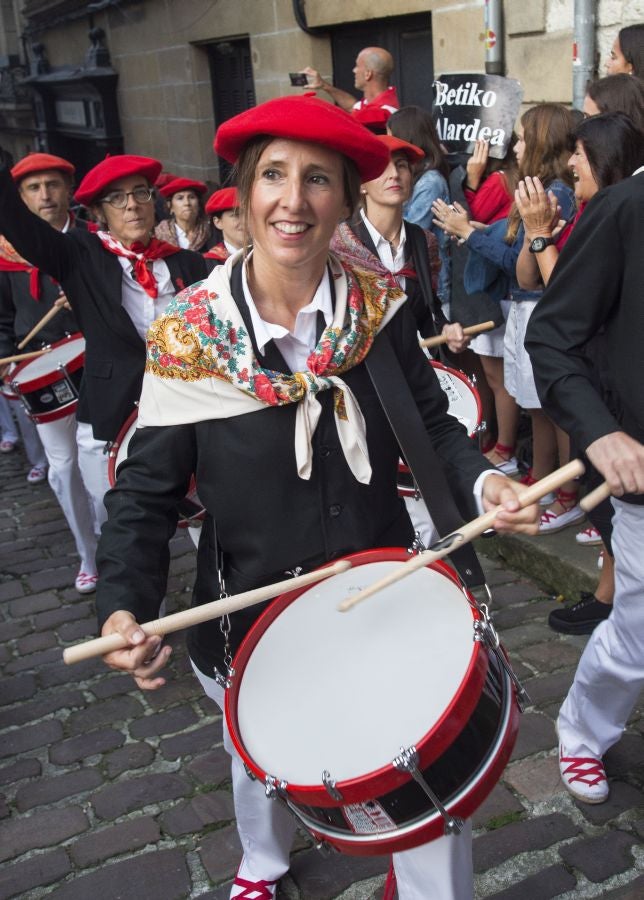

{"left": 300, "top": 47, "right": 400, "bottom": 123}
{"left": 203, "top": 187, "right": 243, "bottom": 269}
{"left": 0, "top": 153, "right": 208, "bottom": 543}
{"left": 0, "top": 152, "right": 100, "bottom": 592}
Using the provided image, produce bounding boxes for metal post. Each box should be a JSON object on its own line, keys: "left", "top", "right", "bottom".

{"left": 573, "top": 0, "right": 596, "bottom": 109}
{"left": 484, "top": 0, "right": 504, "bottom": 75}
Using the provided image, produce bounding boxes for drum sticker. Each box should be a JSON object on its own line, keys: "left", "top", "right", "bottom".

{"left": 38, "top": 391, "right": 54, "bottom": 405}
{"left": 52, "top": 380, "right": 75, "bottom": 404}
{"left": 342, "top": 800, "right": 396, "bottom": 834}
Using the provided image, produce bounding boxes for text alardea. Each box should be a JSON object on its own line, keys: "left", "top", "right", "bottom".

{"left": 435, "top": 118, "right": 506, "bottom": 146}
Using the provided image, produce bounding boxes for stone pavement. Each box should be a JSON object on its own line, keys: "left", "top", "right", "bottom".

{"left": 1, "top": 442, "right": 643, "bottom": 900}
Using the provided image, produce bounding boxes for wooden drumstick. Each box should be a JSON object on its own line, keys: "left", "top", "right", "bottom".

{"left": 419, "top": 320, "right": 496, "bottom": 349}
{"left": 579, "top": 482, "right": 612, "bottom": 512}
{"left": 63, "top": 558, "right": 353, "bottom": 665}
{"left": 0, "top": 347, "right": 52, "bottom": 366}
{"left": 17, "top": 305, "right": 63, "bottom": 350}
{"left": 338, "top": 459, "right": 585, "bottom": 612}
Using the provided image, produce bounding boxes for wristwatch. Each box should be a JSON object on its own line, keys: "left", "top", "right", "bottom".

{"left": 528, "top": 235, "right": 555, "bottom": 253}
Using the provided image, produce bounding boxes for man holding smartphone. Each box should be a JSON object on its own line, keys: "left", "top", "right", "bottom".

{"left": 299, "top": 47, "right": 399, "bottom": 120}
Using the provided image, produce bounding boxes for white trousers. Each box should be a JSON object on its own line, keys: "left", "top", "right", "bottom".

{"left": 558, "top": 500, "right": 644, "bottom": 758}
{"left": 0, "top": 394, "right": 19, "bottom": 443}
{"left": 76, "top": 421, "right": 110, "bottom": 531}
{"left": 34, "top": 413, "right": 98, "bottom": 573}
{"left": 192, "top": 664, "right": 473, "bottom": 899}
{"left": 12, "top": 401, "right": 48, "bottom": 468}
{"left": 404, "top": 495, "right": 439, "bottom": 550}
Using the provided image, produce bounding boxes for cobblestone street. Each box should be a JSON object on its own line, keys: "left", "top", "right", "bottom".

{"left": 1, "top": 443, "right": 643, "bottom": 899}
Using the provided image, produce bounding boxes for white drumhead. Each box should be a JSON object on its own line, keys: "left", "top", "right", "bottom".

{"left": 432, "top": 365, "right": 480, "bottom": 437}
{"left": 13, "top": 336, "right": 85, "bottom": 383}
{"left": 237, "top": 561, "right": 475, "bottom": 785}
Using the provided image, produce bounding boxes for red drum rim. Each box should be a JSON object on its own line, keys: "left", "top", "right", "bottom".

{"left": 107, "top": 408, "right": 139, "bottom": 488}
{"left": 10, "top": 332, "right": 85, "bottom": 393}
{"left": 429, "top": 359, "right": 482, "bottom": 439}
{"left": 27, "top": 404, "right": 79, "bottom": 425}
{"left": 296, "top": 669, "right": 520, "bottom": 855}
{"left": 225, "top": 547, "right": 489, "bottom": 808}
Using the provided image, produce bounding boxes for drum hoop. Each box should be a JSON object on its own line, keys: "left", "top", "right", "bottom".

{"left": 11, "top": 332, "right": 85, "bottom": 392}
{"left": 107, "top": 408, "right": 140, "bottom": 487}
{"left": 429, "top": 360, "right": 482, "bottom": 438}
{"left": 225, "top": 547, "right": 489, "bottom": 807}
{"left": 287, "top": 666, "right": 520, "bottom": 855}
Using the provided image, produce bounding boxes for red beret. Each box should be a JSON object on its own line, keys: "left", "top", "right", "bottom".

{"left": 158, "top": 177, "right": 207, "bottom": 198}
{"left": 214, "top": 95, "right": 390, "bottom": 183}
{"left": 74, "top": 155, "right": 162, "bottom": 206}
{"left": 376, "top": 134, "right": 425, "bottom": 164}
{"left": 155, "top": 172, "right": 177, "bottom": 188}
{"left": 11, "top": 153, "right": 75, "bottom": 182}
{"left": 352, "top": 106, "right": 391, "bottom": 133}
{"left": 205, "top": 187, "right": 239, "bottom": 215}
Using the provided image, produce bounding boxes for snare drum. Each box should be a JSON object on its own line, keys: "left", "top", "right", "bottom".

{"left": 108, "top": 410, "right": 205, "bottom": 532}
{"left": 10, "top": 334, "right": 85, "bottom": 424}
{"left": 397, "top": 360, "right": 482, "bottom": 498}
{"left": 226, "top": 548, "right": 520, "bottom": 856}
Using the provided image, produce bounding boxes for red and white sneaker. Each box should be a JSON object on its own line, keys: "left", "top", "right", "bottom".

{"left": 75, "top": 571, "right": 98, "bottom": 594}
{"left": 230, "top": 860, "right": 278, "bottom": 899}
{"left": 559, "top": 744, "right": 609, "bottom": 804}
{"left": 575, "top": 525, "right": 602, "bottom": 546}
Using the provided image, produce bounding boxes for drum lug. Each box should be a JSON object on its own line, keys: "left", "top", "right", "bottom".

{"left": 407, "top": 532, "right": 426, "bottom": 555}
{"left": 265, "top": 774, "right": 288, "bottom": 801}
{"left": 473, "top": 609, "right": 531, "bottom": 712}
{"left": 213, "top": 665, "right": 234, "bottom": 690}
{"left": 322, "top": 769, "right": 343, "bottom": 801}
{"left": 393, "top": 745, "right": 464, "bottom": 835}
{"left": 243, "top": 763, "right": 257, "bottom": 782}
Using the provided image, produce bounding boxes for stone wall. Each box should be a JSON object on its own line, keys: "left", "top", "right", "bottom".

{"left": 2, "top": 0, "right": 642, "bottom": 177}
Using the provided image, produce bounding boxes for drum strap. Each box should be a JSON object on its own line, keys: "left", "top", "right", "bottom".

{"left": 365, "top": 331, "right": 487, "bottom": 589}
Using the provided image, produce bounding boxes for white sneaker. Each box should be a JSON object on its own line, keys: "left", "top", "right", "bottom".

{"left": 575, "top": 525, "right": 602, "bottom": 546}
{"left": 27, "top": 465, "right": 48, "bottom": 484}
{"left": 495, "top": 456, "right": 519, "bottom": 476}
{"left": 539, "top": 504, "right": 585, "bottom": 534}
{"left": 75, "top": 572, "right": 98, "bottom": 594}
{"left": 559, "top": 743, "right": 609, "bottom": 804}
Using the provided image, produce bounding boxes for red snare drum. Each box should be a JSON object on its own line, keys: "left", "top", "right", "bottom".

{"left": 226, "top": 548, "right": 520, "bottom": 856}
{"left": 108, "top": 410, "right": 205, "bottom": 529}
{"left": 10, "top": 334, "right": 85, "bottom": 424}
{"left": 397, "top": 361, "right": 482, "bottom": 498}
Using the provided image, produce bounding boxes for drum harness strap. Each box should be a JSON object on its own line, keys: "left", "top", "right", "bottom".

{"left": 365, "top": 331, "right": 529, "bottom": 710}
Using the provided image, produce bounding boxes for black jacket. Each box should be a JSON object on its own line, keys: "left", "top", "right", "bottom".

{"left": 0, "top": 165, "right": 207, "bottom": 440}
{"left": 96, "top": 262, "right": 492, "bottom": 676}
{"left": 525, "top": 173, "right": 644, "bottom": 504}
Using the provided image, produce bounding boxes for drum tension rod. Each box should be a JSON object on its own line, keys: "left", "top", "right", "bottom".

{"left": 393, "top": 746, "right": 464, "bottom": 836}
{"left": 322, "top": 770, "right": 343, "bottom": 801}
{"left": 473, "top": 608, "right": 531, "bottom": 712}
{"left": 264, "top": 775, "right": 337, "bottom": 857}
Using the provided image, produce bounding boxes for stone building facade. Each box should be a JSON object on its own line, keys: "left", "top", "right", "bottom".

{"left": 0, "top": 0, "right": 641, "bottom": 184}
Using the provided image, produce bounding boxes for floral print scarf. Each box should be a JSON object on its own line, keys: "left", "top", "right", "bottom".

{"left": 139, "top": 250, "right": 406, "bottom": 483}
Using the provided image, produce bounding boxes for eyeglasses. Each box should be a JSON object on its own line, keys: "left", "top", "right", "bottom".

{"left": 98, "top": 188, "right": 153, "bottom": 209}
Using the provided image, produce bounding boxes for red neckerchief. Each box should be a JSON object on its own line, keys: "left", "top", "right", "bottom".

{"left": 96, "top": 231, "right": 181, "bottom": 298}
{"left": 203, "top": 242, "right": 230, "bottom": 261}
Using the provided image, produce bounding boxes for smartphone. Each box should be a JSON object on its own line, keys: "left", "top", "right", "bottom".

{"left": 289, "top": 72, "right": 309, "bottom": 87}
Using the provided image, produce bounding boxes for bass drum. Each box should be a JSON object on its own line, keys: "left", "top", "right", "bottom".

{"left": 226, "top": 548, "right": 519, "bottom": 856}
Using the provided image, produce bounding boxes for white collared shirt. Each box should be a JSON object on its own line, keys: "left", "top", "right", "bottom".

{"left": 241, "top": 261, "right": 333, "bottom": 372}
{"left": 361, "top": 210, "right": 408, "bottom": 289}
{"left": 174, "top": 223, "right": 191, "bottom": 249}
{"left": 116, "top": 257, "right": 176, "bottom": 342}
